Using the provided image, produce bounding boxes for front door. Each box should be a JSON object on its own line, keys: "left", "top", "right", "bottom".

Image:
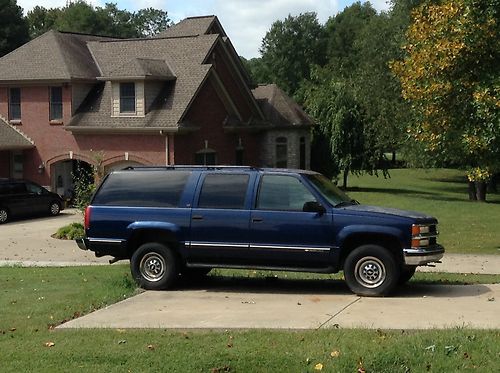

{"left": 188, "top": 173, "right": 255, "bottom": 265}
{"left": 249, "top": 174, "right": 333, "bottom": 268}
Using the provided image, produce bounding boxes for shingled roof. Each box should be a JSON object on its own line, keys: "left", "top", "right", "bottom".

{"left": 0, "top": 31, "right": 113, "bottom": 82}
{"left": 67, "top": 34, "right": 219, "bottom": 131}
{"left": 158, "top": 16, "right": 223, "bottom": 38}
{"left": 0, "top": 117, "right": 34, "bottom": 150}
{"left": 103, "top": 58, "right": 176, "bottom": 80}
{"left": 252, "top": 84, "right": 314, "bottom": 128}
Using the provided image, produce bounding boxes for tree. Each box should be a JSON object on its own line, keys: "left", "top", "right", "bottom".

{"left": 303, "top": 68, "right": 376, "bottom": 188}
{"left": 25, "top": 1, "right": 171, "bottom": 39}
{"left": 0, "top": 0, "right": 29, "bottom": 56}
{"left": 259, "top": 12, "right": 326, "bottom": 97}
{"left": 391, "top": 0, "right": 500, "bottom": 201}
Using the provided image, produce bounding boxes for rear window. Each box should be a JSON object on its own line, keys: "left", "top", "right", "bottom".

{"left": 0, "top": 183, "right": 26, "bottom": 194}
{"left": 93, "top": 171, "right": 190, "bottom": 207}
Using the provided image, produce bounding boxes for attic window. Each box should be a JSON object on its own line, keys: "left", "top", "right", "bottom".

{"left": 120, "top": 82, "right": 136, "bottom": 113}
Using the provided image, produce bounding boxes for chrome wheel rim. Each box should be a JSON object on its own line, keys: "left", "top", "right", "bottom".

{"left": 354, "top": 256, "right": 386, "bottom": 288}
{"left": 50, "top": 203, "right": 60, "bottom": 215}
{"left": 139, "top": 252, "right": 166, "bottom": 282}
{"left": 0, "top": 209, "right": 7, "bottom": 223}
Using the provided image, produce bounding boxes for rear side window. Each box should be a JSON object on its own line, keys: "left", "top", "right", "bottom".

{"left": 93, "top": 171, "right": 190, "bottom": 207}
{"left": 198, "top": 174, "right": 249, "bottom": 209}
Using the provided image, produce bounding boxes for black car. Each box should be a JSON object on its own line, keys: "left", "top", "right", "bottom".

{"left": 0, "top": 179, "right": 64, "bottom": 224}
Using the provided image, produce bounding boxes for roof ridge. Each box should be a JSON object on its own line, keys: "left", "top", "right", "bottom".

{"left": 95, "top": 34, "right": 209, "bottom": 43}
{"left": 0, "top": 116, "right": 35, "bottom": 145}
{"left": 185, "top": 15, "right": 216, "bottom": 20}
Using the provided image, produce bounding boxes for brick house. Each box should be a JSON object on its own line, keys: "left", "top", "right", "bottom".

{"left": 0, "top": 16, "right": 313, "bottom": 195}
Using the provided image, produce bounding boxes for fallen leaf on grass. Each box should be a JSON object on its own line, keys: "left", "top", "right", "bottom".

{"left": 314, "top": 363, "right": 323, "bottom": 371}
{"left": 425, "top": 345, "right": 436, "bottom": 352}
{"left": 118, "top": 340, "right": 127, "bottom": 345}
{"left": 330, "top": 350, "right": 340, "bottom": 358}
{"left": 9, "top": 327, "right": 16, "bottom": 332}
{"left": 147, "top": 344, "right": 155, "bottom": 350}
{"left": 44, "top": 342, "right": 55, "bottom": 347}
{"left": 210, "top": 366, "right": 231, "bottom": 373}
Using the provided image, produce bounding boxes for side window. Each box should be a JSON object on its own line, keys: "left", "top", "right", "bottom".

{"left": 9, "top": 88, "right": 21, "bottom": 120}
{"left": 275, "top": 137, "right": 287, "bottom": 168}
{"left": 11, "top": 182, "right": 27, "bottom": 194}
{"left": 49, "top": 87, "right": 63, "bottom": 120}
{"left": 198, "top": 174, "right": 249, "bottom": 209}
{"left": 26, "top": 182, "right": 43, "bottom": 194}
{"left": 93, "top": 171, "right": 190, "bottom": 207}
{"left": 257, "top": 175, "right": 317, "bottom": 211}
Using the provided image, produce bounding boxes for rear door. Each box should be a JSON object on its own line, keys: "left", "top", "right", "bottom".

{"left": 248, "top": 173, "right": 333, "bottom": 268}
{"left": 187, "top": 172, "right": 255, "bottom": 264}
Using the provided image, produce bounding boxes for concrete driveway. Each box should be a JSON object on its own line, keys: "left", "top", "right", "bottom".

{"left": 58, "top": 277, "right": 500, "bottom": 330}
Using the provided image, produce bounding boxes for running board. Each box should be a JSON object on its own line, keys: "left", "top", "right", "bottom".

{"left": 185, "top": 263, "right": 337, "bottom": 274}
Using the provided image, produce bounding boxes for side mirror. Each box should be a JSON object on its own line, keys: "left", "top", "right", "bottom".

{"left": 303, "top": 201, "right": 326, "bottom": 215}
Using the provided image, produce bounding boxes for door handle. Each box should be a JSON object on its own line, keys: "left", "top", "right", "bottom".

{"left": 252, "top": 217, "right": 263, "bottom": 223}
{"left": 192, "top": 215, "right": 203, "bottom": 220}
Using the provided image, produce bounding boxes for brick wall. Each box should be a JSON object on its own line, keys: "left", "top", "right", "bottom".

{"left": 174, "top": 77, "right": 261, "bottom": 166}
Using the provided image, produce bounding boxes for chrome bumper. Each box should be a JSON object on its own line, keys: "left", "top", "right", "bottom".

{"left": 403, "top": 245, "right": 444, "bottom": 266}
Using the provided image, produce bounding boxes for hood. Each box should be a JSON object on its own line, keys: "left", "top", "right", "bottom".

{"left": 341, "top": 204, "right": 435, "bottom": 220}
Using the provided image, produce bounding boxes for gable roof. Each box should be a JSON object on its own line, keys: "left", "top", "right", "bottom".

{"left": 252, "top": 84, "right": 314, "bottom": 128}
{"left": 0, "top": 117, "right": 35, "bottom": 150}
{"left": 67, "top": 34, "right": 219, "bottom": 131}
{"left": 158, "top": 16, "right": 223, "bottom": 38}
{"left": 0, "top": 31, "right": 113, "bottom": 83}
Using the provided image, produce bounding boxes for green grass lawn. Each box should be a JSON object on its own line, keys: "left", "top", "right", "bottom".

{"left": 347, "top": 168, "right": 500, "bottom": 254}
{"left": 1, "top": 266, "right": 500, "bottom": 372}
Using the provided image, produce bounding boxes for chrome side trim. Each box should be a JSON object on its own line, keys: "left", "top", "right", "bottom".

{"left": 189, "top": 242, "right": 249, "bottom": 249}
{"left": 88, "top": 238, "right": 124, "bottom": 244}
{"left": 250, "top": 244, "right": 331, "bottom": 252}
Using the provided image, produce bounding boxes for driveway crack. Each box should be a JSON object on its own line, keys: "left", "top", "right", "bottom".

{"left": 317, "top": 297, "right": 361, "bottom": 329}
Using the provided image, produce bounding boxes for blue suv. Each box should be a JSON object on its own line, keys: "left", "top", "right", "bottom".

{"left": 77, "top": 166, "right": 444, "bottom": 296}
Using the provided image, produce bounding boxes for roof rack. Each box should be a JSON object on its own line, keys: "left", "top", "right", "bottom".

{"left": 121, "top": 165, "right": 259, "bottom": 171}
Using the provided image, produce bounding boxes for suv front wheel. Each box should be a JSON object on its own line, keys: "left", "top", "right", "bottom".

{"left": 344, "top": 244, "right": 400, "bottom": 296}
{"left": 130, "top": 243, "right": 179, "bottom": 290}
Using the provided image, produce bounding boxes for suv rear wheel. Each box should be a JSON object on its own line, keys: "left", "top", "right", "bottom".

{"left": 130, "top": 243, "right": 178, "bottom": 290}
{"left": 344, "top": 244, "right": 400, "bottom": 296}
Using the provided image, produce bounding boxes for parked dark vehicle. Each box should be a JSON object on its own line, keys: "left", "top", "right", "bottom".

{"left": 0, "top": 179, "right": 64, "bottom": 223}
{"left": 77, "top": 166, "right": 444, "bottom": 296}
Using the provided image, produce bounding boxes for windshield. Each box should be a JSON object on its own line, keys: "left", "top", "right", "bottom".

{"left": 305, "top": 174, "right": 354, "bottom": 207}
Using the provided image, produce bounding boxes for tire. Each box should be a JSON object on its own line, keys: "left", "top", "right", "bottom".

{"left": 130, "top": 242, "right": 179, "bottom": 290}
{"left": 0, "top": 207, "right": 9, "bottom": 224}
{"left": 398, "top": 265, "right": 417, "bottom": 285}
{"left": 344, "top": 244, "right": 400, "bottom": 296}
{"left": 49, "top": 201, "right": 61, "bottom": 216}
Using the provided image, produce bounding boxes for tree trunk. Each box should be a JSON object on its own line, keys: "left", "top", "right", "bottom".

{"left": 342, "top": 168, "right": 349, "bottom": 190}
{"left": 475, "top": 181, "right": 487, "bottom": 202}
{"left": 468, "top": 181, "right": 477, "bottom": 201}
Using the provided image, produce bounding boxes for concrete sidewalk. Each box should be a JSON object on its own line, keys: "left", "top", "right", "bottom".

{"left": 59, "top": 282, "right": 500, "bottom": 330}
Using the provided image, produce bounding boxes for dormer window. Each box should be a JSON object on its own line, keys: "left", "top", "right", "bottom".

{"left": 120, "top": 82, "right": 136, "bottom": 113}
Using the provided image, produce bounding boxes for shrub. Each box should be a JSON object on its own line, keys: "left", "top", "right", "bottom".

{"left": 53, "top": 222, "right": 84, "bottom": 240}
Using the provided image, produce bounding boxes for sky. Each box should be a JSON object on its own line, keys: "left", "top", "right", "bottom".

{"left": 17, "top": 0, "right": 391, "bottom": 59}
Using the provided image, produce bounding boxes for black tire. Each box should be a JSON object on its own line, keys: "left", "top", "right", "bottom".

{"left": 398, "top": 265, "right": 417, "bottom": 285}
{"left": 130, "top": 243, "right": 179, "bottom": 290}
{"left": 344, "top": 244, "right": 400, "bottom": 296}
{"left": 49, "top": 201, "right": 61, "bottom": 216}
{"left": 0, "top": 207, "right": 9, "bottom": 224}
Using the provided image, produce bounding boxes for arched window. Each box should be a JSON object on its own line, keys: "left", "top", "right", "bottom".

{"left": 275, "top": 137, "right": 288, "bottom": 168}
{"left": 195, "top": 148, "right": 217, "bottom": 165}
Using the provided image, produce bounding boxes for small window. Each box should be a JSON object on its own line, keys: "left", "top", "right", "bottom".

{"left": 235, "top": 148, "right": 244, "bottom": 166}
{"left": 9, "top": 88, "right": 21, "bottom": 120}
{"left": 93, "top": 171, "right": 190, "bottom": 207}
{"left": 195, "top": 149, "right": 216, "bottom": 166}
{"left": 275, "top": 137, "right": 287, "bottom": 168}
{"left": 50, "top": 87, "right": 63, "bottom": 120}
{"left": 120, "top": 82, "right": 136, "bottom": 113}
{"left": 198, "top": 174, "right": 249, "bottom": 209}
{"left": 257, "top": 175, "right": 317, "bottom": 211}
{"left": 299, "top": 137, "right": 306, "bottom": 169}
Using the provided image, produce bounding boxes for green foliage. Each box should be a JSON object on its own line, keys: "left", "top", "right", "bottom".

{"left": 26, "top": 1, "right": 171, "bottom": 38}
{"left": 54, "top": 222, "right": 84, "bottom": 240}
{"left": 0, "top": 0, "right": 29, "bottom": 57}
{"left": 259, "top": 12, "right": 326, "bottom": 97}
{"left": 391, "top": 0, "right": 500, "bottom": 187}
{"left": 72, "top": 163, "right": 95, "bottom": 212}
